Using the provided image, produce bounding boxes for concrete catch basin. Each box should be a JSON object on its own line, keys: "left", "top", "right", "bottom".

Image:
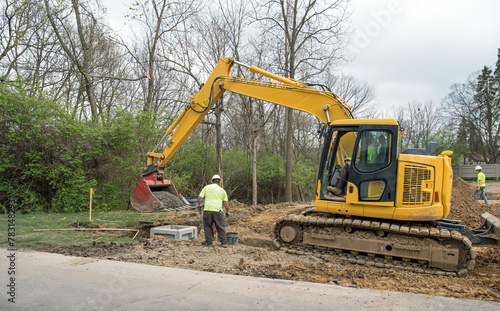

{"left": 150, "top": 225, "right": 197, "bottom": 240}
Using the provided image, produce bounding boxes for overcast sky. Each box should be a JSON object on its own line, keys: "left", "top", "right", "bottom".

{"left": 343, "top": 0, "right": 500, "bottom": 113}
{"left": 104, "top": 0, "right": 500, "bottom": 113}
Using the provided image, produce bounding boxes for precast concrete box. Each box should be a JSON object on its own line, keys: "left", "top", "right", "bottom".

{"left": 150, "top": 225, "right": 197, "bottom": 240}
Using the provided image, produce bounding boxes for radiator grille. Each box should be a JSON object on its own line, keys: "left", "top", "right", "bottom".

{"left": 402, "top": 165, "right": 432, "bottom": 205}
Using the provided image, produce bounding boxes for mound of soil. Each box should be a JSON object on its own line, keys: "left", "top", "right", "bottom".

{"left": 448, "top": 177, "right": 499, "bottom": 227}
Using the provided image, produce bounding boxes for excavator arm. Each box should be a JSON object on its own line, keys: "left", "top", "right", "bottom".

{"left": 147, "top": 57, "right": 353, "bottom": 172}
{"left": 131, "top": 57, "right": 353, "bottom": 212}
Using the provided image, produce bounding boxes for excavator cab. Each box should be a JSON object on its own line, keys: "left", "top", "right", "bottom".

{"left": 317, "top": 119, "right": 400, "bottom": 217}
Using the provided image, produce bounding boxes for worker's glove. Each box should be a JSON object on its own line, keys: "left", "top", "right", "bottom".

{"left": 225, "top": 212, "right": 230, "bottom": 217}
{"left": 197, "top": 205, "right": 202, "bottom": 214}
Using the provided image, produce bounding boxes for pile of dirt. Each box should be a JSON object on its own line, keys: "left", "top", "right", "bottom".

{"left": 225, "top": 201, "right": 311, "bottom": 248}
{"left": 448, "top": 177, "right": 500, "bottom": 227}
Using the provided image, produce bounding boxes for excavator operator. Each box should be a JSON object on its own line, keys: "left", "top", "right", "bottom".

{"left": 328, "top": 157, "right": 351, "bottom": 196}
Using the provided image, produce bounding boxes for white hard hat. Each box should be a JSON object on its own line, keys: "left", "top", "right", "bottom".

{"left": 475, "top": 165, "right": 482, "bottom": 171}
{"left": 212, "top": 174, "right": 221, "bottom": 181}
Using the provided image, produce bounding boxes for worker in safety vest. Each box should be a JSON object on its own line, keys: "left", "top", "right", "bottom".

{"left": 197, "top": 174, "right": 230, "bottom": 247}
{"left": 473, "top": 165, "right": 489, "bottom": 207}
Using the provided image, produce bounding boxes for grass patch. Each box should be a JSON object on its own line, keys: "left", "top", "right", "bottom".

{"left": 0, "top": 210, "right": 194, "bottom": 250}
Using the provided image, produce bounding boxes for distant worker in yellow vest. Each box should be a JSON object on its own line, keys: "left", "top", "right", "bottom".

{"left": 473, "top": 166, "right": 489, "bottom": 207}
{"left": 197, "top": 174, "right": 230, "bottom": 247}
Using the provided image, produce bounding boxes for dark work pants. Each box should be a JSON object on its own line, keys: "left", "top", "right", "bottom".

{"left": 335, "top": 165, "right": 350, "bottom": 189}
{"left": 203, "top": 211, "right": 227, "bottom": 245}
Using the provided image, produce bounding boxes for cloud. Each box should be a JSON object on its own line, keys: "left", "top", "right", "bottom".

{"left": 343, "top": 0, "right": 500, "bottom": 112}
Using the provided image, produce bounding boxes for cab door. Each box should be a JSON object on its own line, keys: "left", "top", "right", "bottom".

{"left": 347, "top": 125, "right": 399, "bottom": 203}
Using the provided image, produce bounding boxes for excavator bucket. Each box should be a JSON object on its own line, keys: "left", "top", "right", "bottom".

{"left": 130, "top": 172, "right": 190, "bottom": 213}
{"left": 472, "top": 212, "right": 500, "bottom": 247}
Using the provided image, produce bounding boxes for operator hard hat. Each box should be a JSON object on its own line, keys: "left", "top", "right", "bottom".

{"left": 212, "top": 174, "right": 221, "bottom": 181}
{"left": 475, "top": 165, "right": 482, "bottom": 171}
{"left": 345, "top": 157, "right": 351, "bottom": 162}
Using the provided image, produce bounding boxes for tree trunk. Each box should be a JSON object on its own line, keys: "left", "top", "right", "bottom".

{"left": 72, "top": 0, "right": 98, "bottom": 118}
{"left": 284, "top": 107, "right": 293, "bottom": 201}
{"left": 252, "top": 130, "right": 258, "bottom": 205}
{"left": 145, "top": 57, "right": 155, "bottom": 113}
{"left": 84, "top": 79, "right": 98, "bottom": 117}
{"left": 298, "top": 184, "right": 305, "bottom": 202}
{"left": 215, "top": 103, "right": 223, "bottom": 186}
{"left": 44, "top": 0, "right": 99, "bottom": 119}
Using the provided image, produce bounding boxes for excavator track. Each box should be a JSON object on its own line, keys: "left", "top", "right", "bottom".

{"left": 271, "top": 208, "right": 476, "bottom": 277}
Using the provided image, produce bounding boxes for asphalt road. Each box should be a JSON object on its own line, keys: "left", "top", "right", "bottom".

{"left": 1, "top": 248, "right": 499, "bottom": 311}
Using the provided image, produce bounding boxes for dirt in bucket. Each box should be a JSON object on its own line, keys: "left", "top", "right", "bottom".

{"left": 153, "top": 191, "right": 185, "bottom": 209}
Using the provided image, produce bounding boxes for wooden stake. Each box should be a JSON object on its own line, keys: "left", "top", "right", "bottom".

{"left": 89, "top": 188, "right": 93, "bottom": 221}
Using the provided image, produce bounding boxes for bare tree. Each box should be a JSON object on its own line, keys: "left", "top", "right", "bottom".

{"left": 445, "top": 61, "right": 500, "bottom": 163}
{"left": 43, "top": 0, "right": 108, "bottom": 118}
{"left": 197, "top": 0, "right": 249, "bottom": 184}
{"left": 155, "top": 0, "right": 251, "bottom": 190}
{"left": 324, "top": 73, "right": 376, "bottom": 118}
{"left": 0, "top": 0, "right": 39, "bottom": 78}
{"left": 128, "top": 0, "right": 201, "bottom": 114}
{"left": 252, "top": 0, "right": 351, "bottom": 201}
{"left": 393, "top": 101, "right": 441, "bottom": 150}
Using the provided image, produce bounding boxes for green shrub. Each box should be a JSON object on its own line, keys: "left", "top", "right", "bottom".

{"left": 0, "top": 80, "right": 161, "bottom": 213}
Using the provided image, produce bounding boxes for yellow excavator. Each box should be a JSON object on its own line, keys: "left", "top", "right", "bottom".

{"left": 130, "top": 57, "right": 500, "bottom": 276}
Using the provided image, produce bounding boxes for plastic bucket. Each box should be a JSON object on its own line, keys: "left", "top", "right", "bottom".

{"left": 226, "top": 232, "right": 239, "bottom": 245}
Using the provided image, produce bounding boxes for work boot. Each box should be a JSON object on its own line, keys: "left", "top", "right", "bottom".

{"left": 327, "top": 186, "right": 343, "bottom": 196}
{"left": 323, "top": 193, "right": 336, "bottom": 200}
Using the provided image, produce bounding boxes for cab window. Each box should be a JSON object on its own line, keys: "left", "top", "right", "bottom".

{"left": 354, "top": 130, "right": 392, "bottom": 173}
